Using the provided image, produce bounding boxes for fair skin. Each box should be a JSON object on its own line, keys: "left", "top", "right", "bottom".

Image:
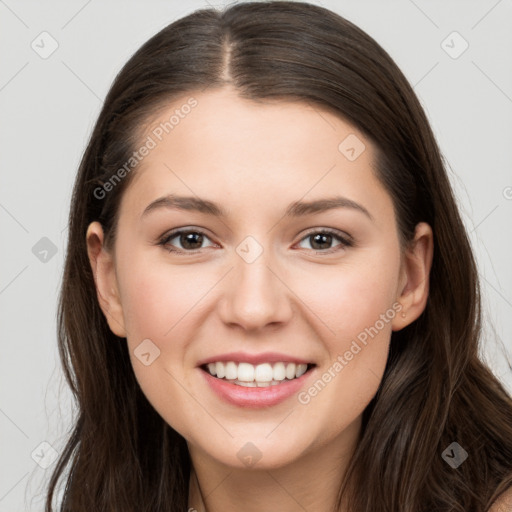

{"left": 86, "top": 87, "right": 433, "bottom": 511}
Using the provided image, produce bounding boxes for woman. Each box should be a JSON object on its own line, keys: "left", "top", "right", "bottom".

{"left": 46, "top": 2, "right": 512, "bottom": 511}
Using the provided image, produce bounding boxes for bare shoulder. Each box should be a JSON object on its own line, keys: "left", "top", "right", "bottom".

{"left": 489, "top": 486, "right": 512, "bottom": 512}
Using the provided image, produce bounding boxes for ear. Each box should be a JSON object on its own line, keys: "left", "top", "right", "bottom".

{"left": 86, "top": 221, "right": 127, "bottom": 338}
{"left": 392, "top": 222, "right": 434, "bottom": 331}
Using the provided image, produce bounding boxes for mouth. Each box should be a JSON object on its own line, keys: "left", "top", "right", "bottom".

{"left": 200, "top": 361, "right": 317, "bottom": 387}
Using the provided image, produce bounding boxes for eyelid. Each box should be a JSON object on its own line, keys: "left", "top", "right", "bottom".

{"left": 299, "top": 227, "right": 354, "bottom": 245}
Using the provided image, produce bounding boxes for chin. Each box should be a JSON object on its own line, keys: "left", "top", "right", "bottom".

{"left": 197, "top": 434, "right": 310, "bottom": 471}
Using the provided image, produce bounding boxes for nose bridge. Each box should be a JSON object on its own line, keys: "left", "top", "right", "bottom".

{"left": 219, "top": 235, "right": 292, "bottom": 330}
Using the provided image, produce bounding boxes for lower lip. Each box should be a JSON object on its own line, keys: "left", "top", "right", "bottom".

{"left": 200, "top": 366, "right": 315, "bottom": 408}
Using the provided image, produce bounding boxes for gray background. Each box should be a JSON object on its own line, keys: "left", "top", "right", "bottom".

{"left": 1, "top": 0, "right": 511, "bottom": 510}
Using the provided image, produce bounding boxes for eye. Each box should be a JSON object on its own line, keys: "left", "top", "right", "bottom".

{"left": 157, "top": 227, "right": 354, "bottom": 255}
{"left": 296, "top": 229, "right": 353, "bottom": 254}
{"left": 158, "top": 228, "right": 216, "bottom": 254}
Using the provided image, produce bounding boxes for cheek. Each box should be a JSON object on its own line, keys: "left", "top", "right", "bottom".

{"left": 122, "top": 276, "right": 175, "bottom": 341}
{"left": 293, "top": 246, "right": 400, "bottom": 408}
{"left": 115, "top": 252, "right": 205, "bottom": 435}
{"left": 118, "top": 250, "right": 205, "bottom": 341}
{"left": 292, "top": 249, "right": 400, "bottom": 345}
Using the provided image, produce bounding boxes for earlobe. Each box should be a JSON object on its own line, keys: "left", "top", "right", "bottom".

{"left": 392, "top": 222, "right": 434, "bottom": 331}
{"left": 86, "top": 221, "right": 127, "bottom": 338}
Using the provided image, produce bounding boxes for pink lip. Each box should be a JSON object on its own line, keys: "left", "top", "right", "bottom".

{"left": 196, "top": 351, "right": 312, "bottom": 366}
{"left": 199, "top": 365, "right": 316, "bottom": 408}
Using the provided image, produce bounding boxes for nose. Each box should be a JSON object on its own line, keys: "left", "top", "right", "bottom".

{"left": 218, "top": 251, "right": 293, "bottom": 332}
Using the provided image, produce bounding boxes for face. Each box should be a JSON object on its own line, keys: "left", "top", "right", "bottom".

{"left": 87, "top": 86, "right": 432, "bottom": 471}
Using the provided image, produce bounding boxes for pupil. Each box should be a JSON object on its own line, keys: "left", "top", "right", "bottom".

{"left": 182, "top": 232, "right": 202, "bottom": 250}
{"left": 311, "top": 233, "right": 331, "bottom": 250}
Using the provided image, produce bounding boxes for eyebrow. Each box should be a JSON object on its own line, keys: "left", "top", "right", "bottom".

{"left": 141, "top": 194, "right": 374, "bottom": 221}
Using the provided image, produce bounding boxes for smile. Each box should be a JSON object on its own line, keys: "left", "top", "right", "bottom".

{"left": 200, "top": 360, "right": 317, "bottom": 408}
{"left": 203, "top": 361, "right": 313, "bottom": 387}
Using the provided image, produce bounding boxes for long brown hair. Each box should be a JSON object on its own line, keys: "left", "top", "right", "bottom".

{"left": 46, "top": 2, "right": 512, "bottom": 510}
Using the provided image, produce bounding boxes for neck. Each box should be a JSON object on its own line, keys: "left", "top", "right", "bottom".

{"left": 188, "top": 417, "right": 361, "bottom": 512}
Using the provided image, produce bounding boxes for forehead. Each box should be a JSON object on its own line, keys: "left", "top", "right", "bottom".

{"left": 118, "top": 87, "right": 393, "bottom": 225}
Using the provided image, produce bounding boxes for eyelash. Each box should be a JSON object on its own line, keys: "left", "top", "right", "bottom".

{"left": 157, "top": 227, "right": 354, "bottom": 255}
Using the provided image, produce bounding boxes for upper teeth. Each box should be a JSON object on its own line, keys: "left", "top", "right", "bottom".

{"left": 207, "top": 361, "right": 308, "bottom": 382}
